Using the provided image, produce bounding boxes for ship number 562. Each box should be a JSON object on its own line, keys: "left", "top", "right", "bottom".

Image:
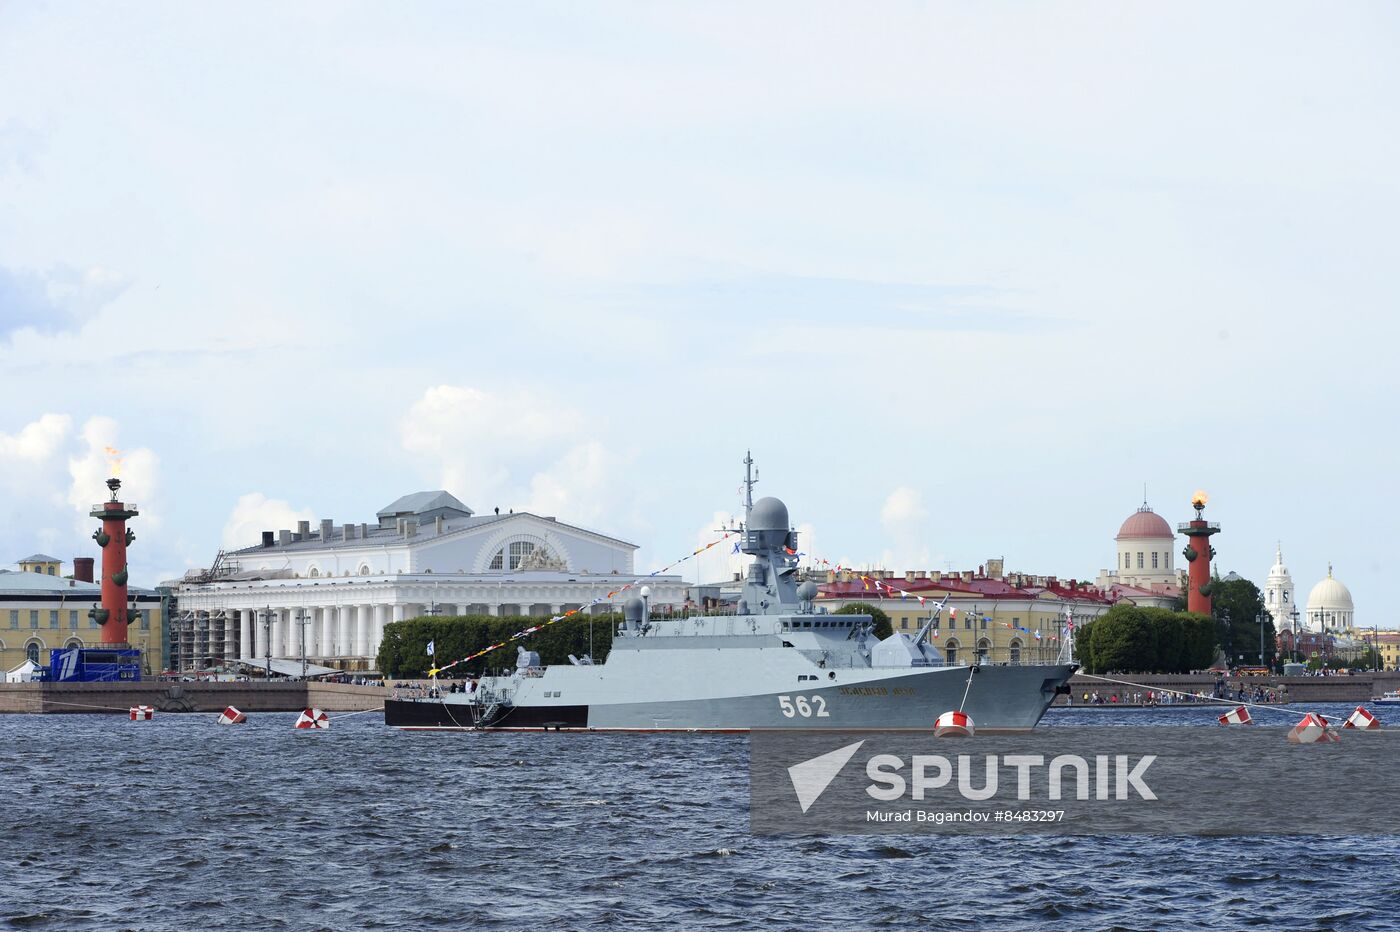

{"left": 778, "top": 694, "right": 829, "bottom": 718}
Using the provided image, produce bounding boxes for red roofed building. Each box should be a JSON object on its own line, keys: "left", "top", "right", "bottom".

{"left": 817, "top": 559, "right": 1114, "bottom": 666}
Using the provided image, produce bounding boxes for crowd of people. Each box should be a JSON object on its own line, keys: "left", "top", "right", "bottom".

{"left": 1072, "top": 684, "right": 1286, "bottom": 705}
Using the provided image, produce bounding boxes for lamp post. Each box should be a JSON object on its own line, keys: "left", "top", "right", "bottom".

{"left": 1288, "top": 607, "right": 1301, "bottom": 664}
{"left": 259, "top": 606, "right": 274, "bottom": 681}
{"left": 294, "top": 608, "right": 310, "bottom": 680}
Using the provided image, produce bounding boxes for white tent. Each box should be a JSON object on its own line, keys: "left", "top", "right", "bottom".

{"left": 5, "top": 659, "right": 43, "bottom": 683}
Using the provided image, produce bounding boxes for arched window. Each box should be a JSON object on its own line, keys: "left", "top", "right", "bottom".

{"left": 308, "top": 567, "right": 320, "bottom": 578}
{"left": 945, "top": 639, "right": 959, "bottom": 665}
{"left": 26, "top": 643, "right": 40, "bottom": 664}
{"left": 64, "top": 637, "right": 82, "bottom": 649}
{"left": 357, "top": 564, "right": 371, "bottom": 576}
{"left": 1009, "top": 639, "right": 1022, "bottom": 664}
{"left": 489, "top": 539, "right": 537, "bottom": 571}
{"left": 976, "top": 638, "right": 991, "bottom": 661}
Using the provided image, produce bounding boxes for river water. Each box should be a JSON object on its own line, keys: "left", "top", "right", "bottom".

{"left": 1, "top": 706, "right": 1396, "bottom": 930}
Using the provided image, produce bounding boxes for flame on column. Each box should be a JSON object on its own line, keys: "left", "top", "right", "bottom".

{"left": 104, "top": 446, "right": 125, "bottom": 476}
{"left": 1190, "top": 490, "right": 1209, "bottom": 507}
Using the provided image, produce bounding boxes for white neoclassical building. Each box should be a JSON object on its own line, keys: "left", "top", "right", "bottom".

{"left": 1305, "top": 564, "right": 1355, "bottom": 633}
{"left": 172, "top": 490, "right": 689, "bottom": 671}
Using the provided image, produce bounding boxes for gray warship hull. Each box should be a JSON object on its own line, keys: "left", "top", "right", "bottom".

{"left": 384, "top": 661, "right": 1075, "bottom": 732}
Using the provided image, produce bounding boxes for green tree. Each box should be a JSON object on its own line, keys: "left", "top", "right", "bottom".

{"left": 1088, "top": 605, "right": 1158, "bottom": 672}
{"left": 377, "top": 612, "right": 620, "bottom": 678}
{"left": 1074, "top": 619, "right": 1096, "bottom": 672}
{"left": 1143, "top": 608, "right": 1185, "bottom": 673}
{"left": 1178, "top": 612, "right": 1216, "bottom": 671}
{"left": 834, "top": 602, "right": 894, "bottom": 639}
{"left": 1211, "top": 574, "right": 1270, "bottom": 665}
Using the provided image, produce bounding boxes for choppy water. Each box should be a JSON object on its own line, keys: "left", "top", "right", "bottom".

{"left": 1, "top": 707, "right": 1397, "bottom": 930}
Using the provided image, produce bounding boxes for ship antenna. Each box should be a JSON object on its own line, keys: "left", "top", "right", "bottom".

{"left": 743, "top": 450, "right": 757, "bottom": 526}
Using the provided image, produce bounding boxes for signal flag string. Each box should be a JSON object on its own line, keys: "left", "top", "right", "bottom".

{"left": 427, "top": 532, "right": 736, "bottom": 677}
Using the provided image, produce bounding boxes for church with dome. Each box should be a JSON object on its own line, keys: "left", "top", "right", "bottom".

{"left": 1095, "top": 502, "right": 1183, "bottom": 608}
{"left": 1306, "top": 563, "right": 1355, "bottom": 632}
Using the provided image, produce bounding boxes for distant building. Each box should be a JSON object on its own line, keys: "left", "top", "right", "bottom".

{"left": 818, "top": 561, "right": 1113, "bottom": 666}
{"left": 0, "top": 562, "right": 165, "bottom": 675}
{"left": 1095, "top": 503, "right": 1182, "bottom": 609}
{"left": 172, "top": 490, "right": 688, "bottom": 672}
{"left": 1306, "top": 564, "right": 1354, "bottom": 633}
{"left": 17, "top": 554, "right": 61, "bottom": 576}
{"left": 1263, "top": 544, "right": 1297, "bottom": 631}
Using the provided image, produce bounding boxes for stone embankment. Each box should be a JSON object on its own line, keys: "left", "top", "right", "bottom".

{"left": 1060, "top": 671, "right": 1400, "bottom": 704}
{"left": 0, "top": 680, "right": 386, "bottom": 714}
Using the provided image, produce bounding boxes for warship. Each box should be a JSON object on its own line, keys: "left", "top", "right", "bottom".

{"left": 384, "top": 457, "right": 1076, "bottom": 732}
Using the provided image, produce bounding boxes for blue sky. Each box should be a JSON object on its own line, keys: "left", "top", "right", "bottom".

{"left": 1, "top": 2, "right": 1396, "bottom": 619}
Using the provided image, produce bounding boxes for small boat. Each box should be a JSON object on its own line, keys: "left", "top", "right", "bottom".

{"left": 1373, "top": 690, "right": 1400, "bottom": 705}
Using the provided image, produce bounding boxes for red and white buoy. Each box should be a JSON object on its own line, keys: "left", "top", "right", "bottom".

{"left": 934, "top": 710, "right": 975, "bottom": 738}
{"left": 294, "top": 708, "right": 329, "bottom": 730}
{"left": 129, "top": 705, "right": 154, "bottom": 720}
{"left": 1218, "top": 705, "right": 1253, "bottom": 726}
{"left": 1344, "top": 706, "right": 1380, "bottom": 730}
{"left": 217, "top": 706, "right": 247, "bottom": 725}
{"left": 1287, "top": 712, "right": 1339, "bottom": 744}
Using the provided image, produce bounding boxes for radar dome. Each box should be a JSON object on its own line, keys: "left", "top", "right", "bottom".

{"left": 623, "top": 596, "right": 645, "bottom": 623}
{"left": 797, "top": 581, "right": 819, "bottom": 602}
{"left": 750, "top": 496, "right": 790, "bottom": 532}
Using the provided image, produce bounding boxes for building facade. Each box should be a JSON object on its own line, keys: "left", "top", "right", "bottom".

{"left": 818, "top": 563, "right": 1113, "bottom": 666}
{"left": 0, "top": 565, "right": 165, "bottom": 676}
{"left": 171, "top": 490, "right": 689, "bottom": 671}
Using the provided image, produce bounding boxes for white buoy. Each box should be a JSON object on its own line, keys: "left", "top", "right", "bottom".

{"left": 129, "top": 705, "right": 154, "bottom": 721}
{"left": 294, "top": 708, "right": 329, "bottom": 730}
{"left": 1344, "top": 706, "right": 1380, "bottom": 730}
{"left": 1287, "top": 712, "right": 1339, "bottom": 744}
{"left": 934, "top": 710, "right": 975, "bottom": 738}
{"left": 217, "top": 706, "right": 247, "bottom": 725}
{"left": 1218, "top": 705, "right": 1252, "bottom": 725}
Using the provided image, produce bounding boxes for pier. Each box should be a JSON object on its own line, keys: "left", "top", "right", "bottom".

{"left": 0, "top": 680, "right": 386, "bottom": 715}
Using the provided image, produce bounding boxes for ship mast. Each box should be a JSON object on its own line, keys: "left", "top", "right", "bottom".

{"left": 743, "top": 450, "right": 757, "bottom": 527}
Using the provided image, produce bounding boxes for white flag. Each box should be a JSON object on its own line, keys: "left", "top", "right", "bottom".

{"left": 426, "top": 640, "right": 435, "bottom": 656}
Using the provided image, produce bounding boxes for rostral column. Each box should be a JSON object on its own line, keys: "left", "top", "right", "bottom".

{"left": 89, "top": 477, "right": 140, "bottom": 645}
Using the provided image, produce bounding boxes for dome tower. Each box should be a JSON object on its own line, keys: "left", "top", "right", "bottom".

{"left": 1306, "top": 564, "right": 1354, "bottom": 633}
{"left": 1113, "top": 502, "right": 1177, "bottom": 589}
{"left": 1263, "top": 543, "right": 1296, "bottom": 633}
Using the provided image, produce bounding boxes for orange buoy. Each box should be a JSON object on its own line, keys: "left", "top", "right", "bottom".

{"left": 1218, "top": 705, "right": 1252, "bottom": 725}
{"left": 217, "top": 706, "right": 247, "bottom": 725}
{"left": 934, "top": 710, "right": 974, "bottom": 738}
{"left": 1287, "top": 712, "right": 1339, "bottom": 744}
{"left": 294, "top": 708, "right": 329, "bottom": 730}
{"left": 1344, "top": 706, "right": 1380, "bottom": 730}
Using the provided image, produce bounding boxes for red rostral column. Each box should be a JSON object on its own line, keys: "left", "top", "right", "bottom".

{"left": 89, "top": 477, "right": 139, "bottom": 646}
{"left": 1178, "top": 491, "right": 1220, "bottom": 616}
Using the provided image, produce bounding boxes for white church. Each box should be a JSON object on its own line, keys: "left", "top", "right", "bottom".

{"left": 172, "top": 490, "right": 690, "bottom": 671}
{"left": 1264, "top": 545, "right": 1356, "bottom": 633}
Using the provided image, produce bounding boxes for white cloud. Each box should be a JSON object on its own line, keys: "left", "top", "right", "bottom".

{"left": 879, "top": 486, "right": 933, "bottom": 570}
{"left": 66, "top": 417, "right": 161, "bottom": 531}
{"left": 0, "top": 412, "right": 71, "bottom": 463}
{"left": 221, "top": 492, "right": 316, "bottom": 550}
{"left": 400, "top": 384, "right": 644, "bottom": 536}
